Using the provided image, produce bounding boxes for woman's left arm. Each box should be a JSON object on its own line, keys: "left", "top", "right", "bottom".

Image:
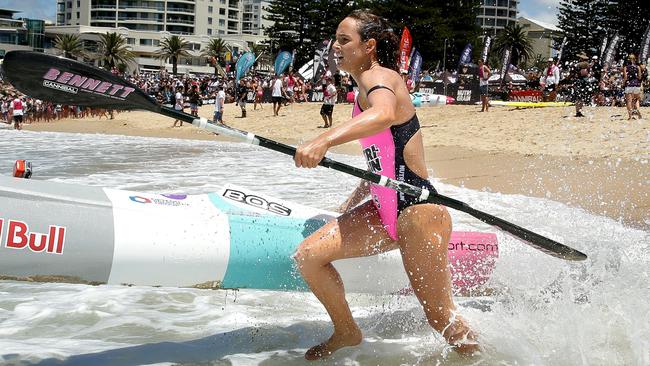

{"left": 294, "top": 87, "right": 398, "bottom": 168}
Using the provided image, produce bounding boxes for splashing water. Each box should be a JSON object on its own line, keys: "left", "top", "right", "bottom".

{"left": 0, "top": 131, "right": 648, "bottom": 365}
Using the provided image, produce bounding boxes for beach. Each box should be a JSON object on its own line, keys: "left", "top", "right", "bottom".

{"left": 21, "top": 102, "right": 649, "bottom": 230}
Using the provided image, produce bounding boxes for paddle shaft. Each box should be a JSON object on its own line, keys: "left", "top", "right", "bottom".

{"left": 159, "top": 106, "right": 586, "bottom": 261}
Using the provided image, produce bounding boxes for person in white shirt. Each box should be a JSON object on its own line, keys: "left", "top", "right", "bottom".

{"left": 173, "top": 86, "right": 185, "bottom": 127}
{"left": 213, "top": 84, "right": 226, "bottom": 124}
{"left": 541, "top": 58, "right": 560, "bottom": 101}
{"left": 319, "top": 77, "right": 337, "bottom": 128}
{"left": 271, "top": 75, "right": 284, "bottom": 116}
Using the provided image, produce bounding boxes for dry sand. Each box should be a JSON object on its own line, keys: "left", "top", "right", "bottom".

{"left": 21, "top": 102, "right": 649, "bottom": 230}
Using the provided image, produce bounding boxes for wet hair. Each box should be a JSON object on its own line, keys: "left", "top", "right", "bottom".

{"left": 347, "top": 9, "right": 399, "bottom": 71}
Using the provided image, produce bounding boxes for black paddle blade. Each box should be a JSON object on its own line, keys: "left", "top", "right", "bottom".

{"left": 2, "top": 51, "right": 159, "bottom": 112}
{"left": 427, "top": 194, "right": 587, "bottom": 261}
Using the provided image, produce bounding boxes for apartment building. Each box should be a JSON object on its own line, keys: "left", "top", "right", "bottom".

{"left": 477, "top": 0, "right": 519, "bottom": 36}
{"left": 56, "top": 0, "right": 271, "bottom": 36}
{"left": 0, "top": 8, "right": 47, "bottom": 56}
{"left": 51, "top": 0, "right": 272, "bottom": 73}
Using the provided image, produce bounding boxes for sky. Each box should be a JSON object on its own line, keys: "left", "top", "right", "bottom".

{"left": 4, "top": 0, "right": 562, "bottom": 26}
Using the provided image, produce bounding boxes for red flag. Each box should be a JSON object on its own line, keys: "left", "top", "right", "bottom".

{"left": 399, "top": 27, "right": 412, "bottom": 73}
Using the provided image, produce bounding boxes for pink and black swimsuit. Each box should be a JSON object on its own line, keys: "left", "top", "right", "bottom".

{"left": 354, "top": 85, "right": 437, "bottom": 240}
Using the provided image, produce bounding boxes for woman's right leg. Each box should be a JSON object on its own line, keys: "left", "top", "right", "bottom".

{"left": 625, "top": 93, "right": 633, "bottom": 119}
{"left": 293, "top": 200, "right": 398, "bottom": 360}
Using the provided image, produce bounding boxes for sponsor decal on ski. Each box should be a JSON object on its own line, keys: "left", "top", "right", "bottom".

{"left": 0, "top": 218, "right": 66, "bottom": 255}
{"left": 222, "top": 189, "right": 292, "bottom": 216}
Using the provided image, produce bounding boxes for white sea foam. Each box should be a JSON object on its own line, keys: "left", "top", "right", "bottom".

{"left": 0, "top": 131, "right": 648, "bottom": 365}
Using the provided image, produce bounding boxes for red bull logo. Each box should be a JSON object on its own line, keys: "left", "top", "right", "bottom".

{"left": 0, "top": 218, "right": 66, "bottom": 255}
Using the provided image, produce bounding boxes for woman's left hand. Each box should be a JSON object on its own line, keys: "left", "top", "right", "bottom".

{"left": 294, "top": 136, "right": 331, "bottom": 168}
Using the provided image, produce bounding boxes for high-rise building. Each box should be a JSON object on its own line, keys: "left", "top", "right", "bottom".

{"left": 56, "top": 0, "right": 271, "bottom": 37}
{"left": 476, "top": 0, "right": 519, "bottom": 36}
{"left": 51, "top": 0, "right": 273, "bottom": 73}
{"left": 0, "top": 8, "right": 47, "bottom": 56}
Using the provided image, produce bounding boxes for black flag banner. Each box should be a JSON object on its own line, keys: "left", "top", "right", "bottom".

{"left": 639, "top": 22, "right": 650, "bottom": 63}
{"left": 603, "top": 33, "right": 620, "bottom": 66}
{"left": 311, "top": 39, "right": 332, "bottom": 84}
{"left": 499, "top": 47, "right": 512, "bottom": 87}
{"left": 481, "top": 35, "right": 491, "bottom": 62}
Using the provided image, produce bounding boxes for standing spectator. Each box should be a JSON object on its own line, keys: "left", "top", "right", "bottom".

{"left": 285, "top": 71, "right": 296, "bottom": 103}
{"left": 1, "top": 98, "right": 9, "bottom": 124}
{"left": 623, "top": 54, "right": 642, "bottom": 120}
{"left": 188, "top": 85, "right": 200, "bottom": 117}
{"left": 478, "top": 59, "right": 491, "bottom": 112}
{"left": 254, "top": 78, "right": 264, "bottom": 110}
{"left": 237, "top": 79, "right": 248, "bottom": 118}
{"left": 12, "top": 96, "right": 24, "bottom": 130}
{"left": 173, "top": 86, "right": 185, "bottom": 127}
{"left": 636, "top": 62, "right": 647, "bottom": 111}
{"left": 319, "top": 77, "right": 337, "bottom": 128}
{"left": 271, "top": 75, "right": 284, "bottom": 116}
{"left": 541, "top": 58, "right": 560, "bottom": 102}
{"left": 573, "top": 52, "right": 592, "bottom": 117}
{"left": 214, "top": 84, "right": 226, "bottom": 124}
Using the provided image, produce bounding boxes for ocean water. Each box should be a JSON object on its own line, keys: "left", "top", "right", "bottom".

{"left": 0, "top": 130, "right": 648, "bottom": 366}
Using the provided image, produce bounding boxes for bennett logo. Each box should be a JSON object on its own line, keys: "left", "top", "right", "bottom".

{"left": 223, "top": 189, "right": 291, "bottom": 216}
{"left": 42, "top": 68, "right": 135, "bottom": 100}
{"left": 0, "top": 218, "right": 66, "bottom": 255}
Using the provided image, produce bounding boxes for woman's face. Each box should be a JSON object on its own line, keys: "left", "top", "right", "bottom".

{"left": 333, "top": 17, "right": 371, "bottom": 73}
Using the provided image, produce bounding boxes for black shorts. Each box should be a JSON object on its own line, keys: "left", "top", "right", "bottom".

{"left": 13, "top": 115, "right": 23, "bottom": 123}
{"left": 572, "top": 79, "right": 593, "bottom": 103}
{"left": 272, "top": 96, "right": 283, "bottom": 104}
{"left": 320, "top": 104, "right": 334, "bottom": 116}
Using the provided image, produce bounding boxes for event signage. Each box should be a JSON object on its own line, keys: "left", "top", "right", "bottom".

{"left": 399, "top": 27, "right": 412, "bottom": 74}
{"left": 274, "top": 51, "right": 293, "bottom": 76}
{"left": 235, "top": 52, "right": 255, "bottom": 81}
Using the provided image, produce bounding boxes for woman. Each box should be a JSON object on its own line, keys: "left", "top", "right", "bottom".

{"left": 254, "top": 78, "right": 264, "bottom": 110}
{"left": 293, "top": 10, "right": 478, "bottom": 360}
{"left": 623, "top": 54, "right": 642, "bottom": 119}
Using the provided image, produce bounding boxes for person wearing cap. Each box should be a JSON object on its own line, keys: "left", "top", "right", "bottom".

{"left": 572, "top": 52, "right": 592, "bottom": 117}
{"left": 622, "top": 53, "right": 642, "bottom": 119}
{"left": 541, "top": 57, "right": 560, "bottom": 102}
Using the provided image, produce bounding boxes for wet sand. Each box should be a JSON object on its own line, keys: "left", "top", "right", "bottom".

{"left": 21, "top": 102, "right": 649, "bottom": 229}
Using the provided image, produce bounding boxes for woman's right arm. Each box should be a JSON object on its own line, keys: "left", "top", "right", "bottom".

{"left": 338, "top": 180, "right": 370, "bottom": 213}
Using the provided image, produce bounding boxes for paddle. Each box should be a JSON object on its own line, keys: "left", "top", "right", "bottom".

{"left": 1, "top": 51, "right": 587, "bottom": 261}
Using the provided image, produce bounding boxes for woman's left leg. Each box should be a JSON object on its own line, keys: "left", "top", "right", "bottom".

{"left": 397, "top": 204, "right": 479, "bottom": 354}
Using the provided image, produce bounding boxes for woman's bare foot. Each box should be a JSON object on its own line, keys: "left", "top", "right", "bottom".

{"left": 305, "top": 326, "right": 362, "bottom": 360}
{"left": 442, "top": 316, "right": 480, "bottom": 356}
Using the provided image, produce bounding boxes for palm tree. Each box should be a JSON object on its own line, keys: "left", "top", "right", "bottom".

{"left": 54, "top": 34, "right": 85, "bottom": 59}
{"left": 156, "top": 35, "right": 191, "bottom": 76}
{"left": 96, "top": 32, "right": 135, "bottom": 71}
{"left": 201, "top": 37, "right": 227, "bottom": 75}
{"left": 493, "top": 23, "right": 534, "bottom": 67}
